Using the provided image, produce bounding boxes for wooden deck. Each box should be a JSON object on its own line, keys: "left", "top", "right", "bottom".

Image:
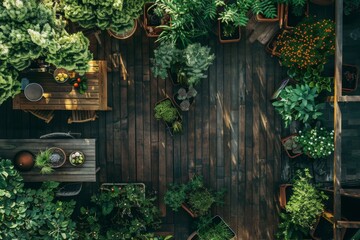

{"left": 0, "top": 24, "right": 285, "bottom": 239}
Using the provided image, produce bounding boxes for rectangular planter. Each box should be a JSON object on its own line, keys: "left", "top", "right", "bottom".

{"left": 143, "top": 2, "right": 170, "bottom": 38}
{"left": 256, "top": 4, "right": 284, "bottom": 23}
{"left": 280, "top": 134, "right": 303, "bottom": 159}
{"left": 155, "top": 98, "right": 183, "bottom": 137}
{"left": 218, "top": 20, "right": 241, "bottom": 43}
{"left": 283, "top": 3, "right": 309, "bottom": 29}
{"left": 342, "top": 64, "right": 359, "bottom": 92}
{"left": 311, "top": 211, "right": 347, "bottom": 240}
{"left": 188, "top": 215, "right": 236, "bottom": 240}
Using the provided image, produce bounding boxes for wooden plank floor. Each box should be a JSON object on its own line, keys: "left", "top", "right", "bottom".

{"left": 0, "top": 25, "right": 285, "bottom": 239}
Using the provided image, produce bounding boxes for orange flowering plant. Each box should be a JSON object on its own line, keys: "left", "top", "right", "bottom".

{"left": 276, "top": 17, "right": 335, "bottom": 69}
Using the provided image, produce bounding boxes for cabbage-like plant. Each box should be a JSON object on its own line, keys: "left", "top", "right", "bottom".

{"left": 61, "top": 0, "right": 146, "bottom": 35}
{"left": 0, "top": 69, "right": 21, "bottom": 105}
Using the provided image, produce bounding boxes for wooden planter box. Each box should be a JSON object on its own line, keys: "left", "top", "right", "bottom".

{"left": 265, "top": 29, "right": 290, "bottom": 57}
{"left": 218, "top": 20, "right": 241, "bottom": 43}
{"left": 187, "top": 215, "right": 236, "bottom": 240}
{"left": 283, "top": 3, "right": 309, "bottom": 29}
{"left": 256, "top": 4, "right": 284, "bottom": 23}
{"left": 281, "top": 134, "right": 303, "bottom": 159}
{"left": 181, "top": 203, "right": 198, "bottom": 218}
{"left": 279, "top": 184, "right": 293, "bottom": 209}
{"left": 342, "top": 64, "right": 359, "bottom": 92}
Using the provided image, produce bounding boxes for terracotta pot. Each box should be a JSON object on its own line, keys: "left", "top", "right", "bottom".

{"left": 181, "top": 203, "right": 198, "bottom": 218}
{"left": 13, "top": 150, "right": 35, "bottom": 172}
{"left": 256, "top": 4, "right": 284, "bottom": 23}
{"left": 218, "top": 20, "right": 241, "bottom": 43}
{"left": 143, "top": 2, "right": 170, "bottom": 37}
{"left": 107, "top": 20, "right": 137, "bottom": 40}
{"left": 279, "top": 184, "right": 293, "bottom": 209}
{"left": 283, "top": 3, "right": 309, "bottom": 29}
{"left": 281, "top": 134, "right": 303, "bottom": 159}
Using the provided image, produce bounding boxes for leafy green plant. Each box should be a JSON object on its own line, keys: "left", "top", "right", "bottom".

{"left": 69, "top": 76, "right": 88, "bottom": 94}
{"left": 0, "top": 159, "right": 77, "bottom": 239}
{"left": 172, "top": 120, "right": 183, "bottom": 134}
{"left": 197, "top": 216, "right": 235, "bottom": 240}
{"left": 276, "top": 17, "right": 335, "bottom": 69}
{"left": 276, "top": 212, "right": 308, "bottom": 240}
{"left": 297, "top": 127, "right": 334, "bottom": 159}
{"left": 272, "top": 84, "right": 324, "bottom": 127}
{"left": 154, "top": 99, "right": 178, "bottom": 123}
{"left": 286, "top": 169, "right": 328, "bottom": 229}
{"left": 164, "top": 175, "right": 224, "bottom": 216}
{"left": 77, "top": 184, "right": 161, "bottom": 239}
{"left": 62, "top": 0, "right": 146, "bottom": 35}
{"left": 151, "top": 42, "right": 215, "bottom": 87}
{"left": 283, "top": 135, "right": 302, "bottom": 154}
{"left": 155, "top": 0, "right": 217, "bottom": 47}
{"left": 35, "top": 149, "right": 54, "bottom": 174}
{"left": 0, "top": 69, "right": 21, "bottom": 105}
{"left": 277, "top": 0, "right": 308, "bottom": 16}
{"left": 287, "top": 65, "right": 332, "bottom": 93}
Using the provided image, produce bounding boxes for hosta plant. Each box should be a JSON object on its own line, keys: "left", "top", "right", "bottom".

{"left": 276, "top": 17, "right": 335, "bottom": 69}
{"left": 297, "top": 127, "right": 334, "bottom": 159}
{"left": 272, "top": 84, "right": 324, "bottom": 127}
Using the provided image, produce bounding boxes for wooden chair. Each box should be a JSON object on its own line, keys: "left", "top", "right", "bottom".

{"left": 26, "top": 110, "right": 54, "bottom": 123}
{"left": 68, "top": 110, "right": 98, "bottom": 124}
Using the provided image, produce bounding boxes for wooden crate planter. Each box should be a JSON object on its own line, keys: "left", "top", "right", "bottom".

{"left": 187, "top": 216, "right": 236, "bottom": 240}
{"left": 155, "top": 98, "right": 183, "bottom": 137}
{"left": 342, "top": 64, "right": 359, "bottom": 92}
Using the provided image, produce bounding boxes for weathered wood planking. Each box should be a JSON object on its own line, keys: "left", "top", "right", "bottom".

{"left": 0, "top": 25, "right": 288, "bottom": 239}
{"left": 0, "top": 139, "right": 97, "bottom": 182}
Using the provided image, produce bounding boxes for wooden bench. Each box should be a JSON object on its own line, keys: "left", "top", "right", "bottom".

{"left": 0, "top": 139, "right": 98, "bottom": 182}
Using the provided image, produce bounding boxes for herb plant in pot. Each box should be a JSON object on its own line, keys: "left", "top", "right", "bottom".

{"left": 277, "top": 168, "right": 328, "bottom": 239}
{"left": 154, "top": 98, "right": 183, "bottom": 136}
{"left": 272, "top": 84, "right": 324, "bottom": 128}
{"left": 143, "top": 2, "right": 170, "bottom": 37}
{"left": 281, "top": 134, "right": 302, "bottom": 158}
{"left": 164, "top": 175, "right": 224, "bottom": 217}
{"left": 342, "top": 64, "right": 359, "bottom": 92}
{"left": 35, "top": 148, "right": 66, "bottom": 174}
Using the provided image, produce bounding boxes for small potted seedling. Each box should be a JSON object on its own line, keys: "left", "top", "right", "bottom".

{"left": 69, "top": 151, "right": 85, "bottom": 166}
{"left": 173, "top": 86, "right": 197, "bottom": 111}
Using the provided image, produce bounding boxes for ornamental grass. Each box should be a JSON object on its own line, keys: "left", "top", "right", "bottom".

{"left": 276, "top": 17, "right": 335, "bottom": 69}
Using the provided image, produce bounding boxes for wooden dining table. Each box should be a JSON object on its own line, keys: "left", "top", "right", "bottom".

{"left": 0, "top": 139, "right": 98, "bottom": 182}
{"left": 13, "top": 60, "right": 111, "bottom": 111}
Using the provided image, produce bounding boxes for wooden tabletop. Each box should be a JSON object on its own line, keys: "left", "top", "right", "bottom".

{"left": 13, "top": 61, "right": 110, "bottom": 111}
{"left": 0, "top": 139, "right": 97, "bottom": 182}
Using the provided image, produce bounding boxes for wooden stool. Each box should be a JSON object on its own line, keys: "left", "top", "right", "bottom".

{"left": 26, "top": 110, "right": 54, "bottom": 123}
{"left": 68, "top": 110, "right": 97, "bottom": 124}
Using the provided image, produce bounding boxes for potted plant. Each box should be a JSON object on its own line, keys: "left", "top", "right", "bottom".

{"left": 287, "top": 65, "right": 333, "bottom": 93}
{"left": 266, "top": 29, "right": 289, "bottom": 57}
{"left": 143, "top": 2, "right": 170, "bottom": 37}
{"left": 151, "top": 42, "right": 215, "bottom": 87}
{"left": 154, "top": 98, "right": 183, "bottom": 136}
{"left": 62, "top": 0, "right": 145, "bottom": 39}
{"left": 342, "top": 64, "right": 359, "bottom": 92}
{"left": 256, "top": 2, "right": 284, "bottom": 22}
{"left": 188, "top": 215, "right": 236, "bottom": 240}
{"left": 297, "top": 127, "right": 334, "bottom": 159}
{"left": 276, "top": 17, "right": 335, "bottom": 69}
{"left": 35, "top": 148, "right": 66, "bottom": 174}
{"left": 77, "top": 183, "right": 161, "bottom": 239}
{"left": 282, "top": 0, "right": 309, "bottom": 29}
{"left": 154, "top": 0, "right": 218, "bottom": 47}
{"left": 173, "top": 87, "right": 197, "bottom": 111}
{"left": 279, "top": 184, "right": 293, "bottom": 209}
{"left": 277, "top": 169, "right": 328, "bottom": 239}
{"left": 281, "top": 134, "right": 302, "bottom": 158}
{"left": 12, "top": 150, "right": 35, "bottom": 172}
{"left": 217, "top": 20, "right": 241, "bottom": 43}
{"left": 272, "top": 84, "right": 324, "bottom": 128}
{"left": 164, "top": 175, "right": 224, "bottom": 217}
{"left": 0, "top": 159, "right": 78, "bottom": 239}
